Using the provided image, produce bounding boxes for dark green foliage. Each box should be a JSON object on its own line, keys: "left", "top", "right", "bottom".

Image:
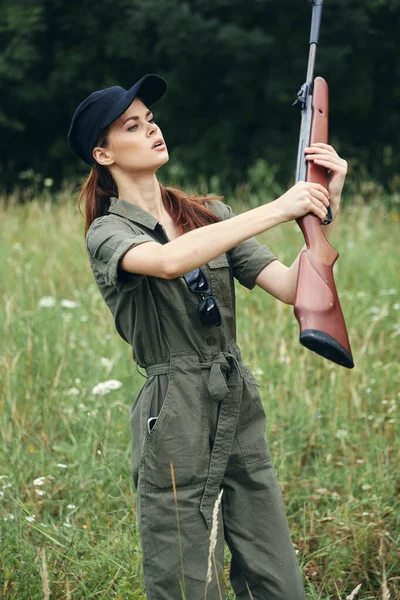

{"left": 0, "top": 0, "right": 399, "bottom": 193}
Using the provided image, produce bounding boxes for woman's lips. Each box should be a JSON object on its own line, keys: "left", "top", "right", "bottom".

{"left": 152, "top": 142, "right": 167, "bottom": 151}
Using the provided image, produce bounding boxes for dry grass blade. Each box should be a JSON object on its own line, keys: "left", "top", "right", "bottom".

{"left": 66, "top": 579, "right": 72, "bottom": 600}
{"left": 41, "top": 548, "right": 50, "bottom": 600}
{"left": 245, "top": 579, "right": 254, "bottom": 599}
{"left": 346, "top": 583, "right": 362, "bottom": 600}
{"left": 379, "top": 536, "right": 391, "bottom": 600}
{"left": 204, "top": 489, "right": 224, "bottom": 599}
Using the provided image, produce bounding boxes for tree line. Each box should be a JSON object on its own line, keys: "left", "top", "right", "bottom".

{"left": 1, "top": 0, "right": 399, "bottom": 195}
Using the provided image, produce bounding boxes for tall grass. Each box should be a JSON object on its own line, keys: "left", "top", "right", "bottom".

{"left": 0, "top": 186, "right": 399, "bottom": 599}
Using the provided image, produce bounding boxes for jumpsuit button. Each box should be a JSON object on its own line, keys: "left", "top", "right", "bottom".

{"left": 206, "top": 336, "right": 217, "bottom": 346}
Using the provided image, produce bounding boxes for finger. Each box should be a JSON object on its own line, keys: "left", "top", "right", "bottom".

{"left": 305, "top": 155, "right": 346, "bottom": 170}
{"left": 310, "top": 189, "right": 330, "bottom": 207}
{"left": 308, "top": 182, "right": 330, "bottom": 198}
{"left": 306, "top": 150, "right": 345, "bottom": 165}
{"left": 305, "top": 143, "right": 337, "bottom": 154}
{"left": 309, "top": 201, "right": 328, "bottom": 220}
{"left": 311, "top": 158, "right": 347, "bottom": 174}
{"left": 305, "top": 149, "right": 338, "bottom": 161}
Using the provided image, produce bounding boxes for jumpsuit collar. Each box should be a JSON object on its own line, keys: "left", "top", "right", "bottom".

{"left": 108, "top": 196, "right": 160, "bottom": 230}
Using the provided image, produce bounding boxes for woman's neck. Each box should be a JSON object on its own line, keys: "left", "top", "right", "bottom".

{"left": 113, "top": 172, "right": 166, "bottom": 220}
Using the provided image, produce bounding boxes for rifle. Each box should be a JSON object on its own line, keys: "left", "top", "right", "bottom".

{"left": 293, "top": 0, "right": 354, "bottom": 369}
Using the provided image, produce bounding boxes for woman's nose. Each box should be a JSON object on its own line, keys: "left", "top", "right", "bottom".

{"left": 148, "top": 121, "right": 158, "bottom": 136}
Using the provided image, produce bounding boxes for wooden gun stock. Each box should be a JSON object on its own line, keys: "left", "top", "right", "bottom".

{"left": 294, "top": 77, "right": 354, "bottom": 368}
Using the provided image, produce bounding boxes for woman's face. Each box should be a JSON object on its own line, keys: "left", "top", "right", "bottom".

{"left": 93, "top": 97, "right": 169, "bottom": 174}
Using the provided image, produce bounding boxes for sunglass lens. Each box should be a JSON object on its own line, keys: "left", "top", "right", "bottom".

{"left": 184, "top": 268, "right": 209, "bottom": 293}
{"left": 199, "top": 296, "right": 221, "bottom": 327}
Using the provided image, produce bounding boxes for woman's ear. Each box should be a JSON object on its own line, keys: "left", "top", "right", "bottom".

{"left": 92, "top": 146, "right": 114, "bottom": 166}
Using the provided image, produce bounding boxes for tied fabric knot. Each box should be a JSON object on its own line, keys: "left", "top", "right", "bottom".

{"left": 207, "top": 355, "right": 231, "bottom": 402}
{"left": 205, "top": 338, "right": 244, "bottom": 403}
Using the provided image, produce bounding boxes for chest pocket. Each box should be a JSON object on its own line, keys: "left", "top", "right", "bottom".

{"left": 207, "top": 253, "right": 233, "bottom": 305}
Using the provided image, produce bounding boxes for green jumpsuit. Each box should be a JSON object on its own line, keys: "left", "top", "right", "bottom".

{"left": 86, "top": 196, "right": 307, "bottom": 600}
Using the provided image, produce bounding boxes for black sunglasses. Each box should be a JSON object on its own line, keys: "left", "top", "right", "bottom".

{"left": 183, "top": 268, "right": 221, "bottom": 327}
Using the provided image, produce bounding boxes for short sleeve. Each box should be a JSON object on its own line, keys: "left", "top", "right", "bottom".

{"left": 86, "top": 216, "right": 155, "bottom": 291}
{"left": 206, "top": 200, "right": 277, "bottom": 290}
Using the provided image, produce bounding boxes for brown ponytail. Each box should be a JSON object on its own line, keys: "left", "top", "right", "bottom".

{"left": 78, "top": 131, "right": 223, "bottom": 237}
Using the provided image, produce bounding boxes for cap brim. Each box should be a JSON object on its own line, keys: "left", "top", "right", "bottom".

{"left": 101, "top": 74, "right": 167, "bottom": 131}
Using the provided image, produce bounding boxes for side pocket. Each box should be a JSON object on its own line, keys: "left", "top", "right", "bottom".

{"left": 145, "top": 369, "right": 173, "bottom": 441}
{"left": 143, "top": 353, "right": 210, "bottom": 490}
{"left": 236, "top": 386, "right": 272, "bottom": 470}
{"left": 130, "top": 379, "right": 152, "bottom": 490}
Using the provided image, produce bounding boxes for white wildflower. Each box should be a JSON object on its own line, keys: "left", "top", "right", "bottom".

{"left": 67, "top": 504, "right": 76, "bottom": 509}
{"left": 0, "top": 491, "right": 4, "bottom": 499}
{"left": 104, "top": 379, "right": 122, "bottom": 390}
{"left": 361, "top": 484, "right": 372, "bottom": 491}
{"left": 315, "top": 488, "right": 330, "bottom": 495}
{"left": 4, "top": 514, "right": 15, "bottom": 521}
{"left": 254, "top": 368, "right": 264, "bottom": 376}
{"left": 0, "top": 475, "right": 8, "bottom": 480}
{"left": 91, "top": 379, "right": 123, "bottom": 395}
{"left": 74, "top": 378, "right": 81, "bottom": 384}
{"left": 2, "top": 483, "right": 12, "bottom": 489}
{"left": 100, "top": 357, "right": 113, "bottom": 369}
{"left": 33, "top": 476, "right": 46, "bottom": 486}
{"left": 335, "top": 429, "right": 348, "bottom": 441}
{"left": 60, "top": 299, "right": 78, "bottom": 309}
{"left": 38, "top": 296, "right": 56, "bottom": 308}
{"left": 43, "top": 178, "right": 53, "bottom": 187}
{"left": 35, "top": 489, "right": 46, "bottom": 496}
{"left": 25, "top": 515, "right": 35, "bottom": 523}
{"left": 56, "top": 463, "right": 68, "bottom": 469}
{"left": 65, "top": 387, "right": 80, "bottom": 397}
{"left": 393, "top": 303, "right": 400, "bottom": 310}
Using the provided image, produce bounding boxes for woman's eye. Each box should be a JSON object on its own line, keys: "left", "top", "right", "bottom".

{"left": 127, "top": 118, "right": 155, "bottom": 132}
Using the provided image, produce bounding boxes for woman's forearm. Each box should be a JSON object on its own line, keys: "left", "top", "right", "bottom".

{"left": 163, "top": 200, "right": 285, "bottom": 277}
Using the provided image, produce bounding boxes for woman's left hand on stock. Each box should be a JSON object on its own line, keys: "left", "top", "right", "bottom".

{"left": 304, "top": 143, "right": 348, "bottom": 216}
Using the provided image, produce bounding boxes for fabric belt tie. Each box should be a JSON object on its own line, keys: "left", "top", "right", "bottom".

{"left": 145, "top": 340, "right": 245, "bottom": 528}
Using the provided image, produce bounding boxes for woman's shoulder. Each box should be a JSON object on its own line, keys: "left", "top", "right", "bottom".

{"left": 86, "top": 213, "right": 143, "bottom": 242}
{"left": 204, "top": 199, "right": 234, "bottom": 221}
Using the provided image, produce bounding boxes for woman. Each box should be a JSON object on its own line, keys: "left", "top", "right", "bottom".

{"left": 68, "top": 74, "right": 347, "bottom": 599}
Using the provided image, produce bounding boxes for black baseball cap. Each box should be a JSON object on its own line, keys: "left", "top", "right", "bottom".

{"left": 67, "top": 74, "right": 167, "bottom": 165}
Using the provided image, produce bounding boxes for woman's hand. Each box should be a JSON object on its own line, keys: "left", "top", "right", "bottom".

{"left": 274, "top": 181, "right": 330, "bottom": 223}
{"left": 304, "top": 143, "right": 347, "bottom": 215}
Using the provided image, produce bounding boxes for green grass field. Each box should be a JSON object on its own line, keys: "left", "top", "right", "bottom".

{"left": 0, "top": 188, "right": 399, "bottom": 599}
